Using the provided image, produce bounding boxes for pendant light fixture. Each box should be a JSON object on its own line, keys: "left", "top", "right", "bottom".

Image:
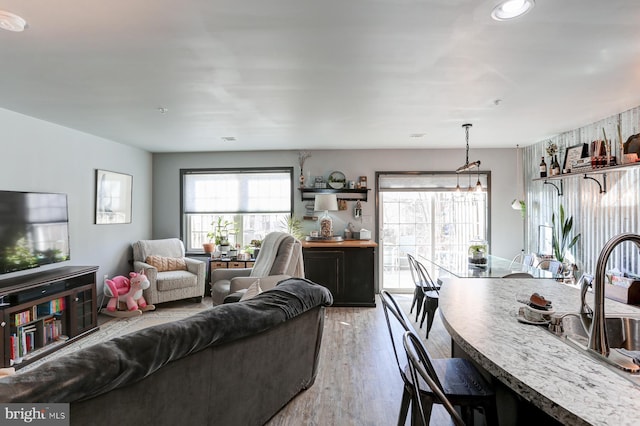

{"left": 456, "top": 123, "right": 481, "bottom": 173}
{"left": 511, "top": 144, "right": 525, "bottom": 210}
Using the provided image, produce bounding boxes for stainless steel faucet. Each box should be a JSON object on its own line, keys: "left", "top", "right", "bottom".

{"left": 590, "top": 233, "right": 640, "bottom": 356}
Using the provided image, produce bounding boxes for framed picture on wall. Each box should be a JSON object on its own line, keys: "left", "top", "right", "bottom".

{"left": 95, "top": 169, "right": 133, "bottom": 224}
{"left": 563, "top": 143, "right": 589, "bottom": 171}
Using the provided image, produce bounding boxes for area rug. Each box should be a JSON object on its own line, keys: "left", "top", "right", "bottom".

{"left": 16, "top": 304, "right": 211, "bottom": 373}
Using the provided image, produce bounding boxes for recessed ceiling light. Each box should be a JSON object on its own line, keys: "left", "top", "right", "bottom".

{"left": 410, "top": 133, "right": 426, "bottom": 138}
{"left": 221, "top": 136, "right": 236, "bottom": 142}
{"left": 0, "top": 10, "right": 27, "bottom": 32}
{"left": 491, "top": 0, "right": 535, "bottom": 21}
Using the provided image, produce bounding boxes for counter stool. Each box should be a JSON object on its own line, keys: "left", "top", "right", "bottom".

{"left": 381, "top": 291, "right": 498, "bottom": 426}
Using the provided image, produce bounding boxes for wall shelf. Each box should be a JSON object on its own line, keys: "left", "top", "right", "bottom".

{"left": 299, "top": 188, "right": 370, "bottom": 202}
{"left": 533, "top": 161, "right": 640, "bottom": 195}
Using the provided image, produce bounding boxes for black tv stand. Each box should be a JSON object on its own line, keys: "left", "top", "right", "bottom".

{"left": 0, "top": 266, "right": 99, "bottom": 369}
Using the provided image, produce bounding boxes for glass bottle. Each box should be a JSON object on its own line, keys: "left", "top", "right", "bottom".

{"left": 539, "top": 157, "right": 547, "bottom": 178}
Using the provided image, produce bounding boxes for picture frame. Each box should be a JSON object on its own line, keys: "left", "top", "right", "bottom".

{"left": 563, "top": 143, "right": 588, "bottom": 171}
{"left": 537, "top": 225, "right": 553, "bottom": 256}
{"left": 95, "top": 169, "right": 132, "bottom": 224}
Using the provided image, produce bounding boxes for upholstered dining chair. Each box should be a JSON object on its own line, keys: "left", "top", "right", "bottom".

{"left": 132, "top": 238, "right": 206, "bottom": 305}
{"left": 380, "top": 291, "right": 497, "bottom": 426}
{"left": 536, "top": 259, "right": 563, "bottom": 277}
{"left": 210, "top": 232, "right": 304, "bottom": 305}
{"left": 403, "top": 330, "right": 466, "bottom": 426}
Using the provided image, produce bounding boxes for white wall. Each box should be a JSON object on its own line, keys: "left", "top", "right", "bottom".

{"left": 153, "top": 147, "right": 523, "bottom": 259}
{"left": 0, "top": 108, "right": 153, "bottom": 294}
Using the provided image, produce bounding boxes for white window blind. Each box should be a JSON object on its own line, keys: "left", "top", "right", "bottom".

{"left": 183, "top": 171, "right": 292, "bottom": 214}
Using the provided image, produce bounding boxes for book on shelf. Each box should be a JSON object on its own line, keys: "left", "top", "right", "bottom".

{"left": 36, "top": 297, "right": 66, "bottom": 317}
{"left": 11, "top": 310, "right": 32, "bottom": 326}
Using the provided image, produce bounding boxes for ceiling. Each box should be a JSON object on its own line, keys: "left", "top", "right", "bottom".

{"left": 1, "top": 0, "right": 639, "bottom": 153}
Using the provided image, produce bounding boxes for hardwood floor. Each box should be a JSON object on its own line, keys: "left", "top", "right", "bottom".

{"left": 267, "top": 293, "right": 455, "bottom": 426}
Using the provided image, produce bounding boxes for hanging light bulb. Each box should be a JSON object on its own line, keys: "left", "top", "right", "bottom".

{"left": 455, "top": 173, "right": 461, "bottom": 192}
{"left": 475, "top": 178, "right": 483, "bottom": 192}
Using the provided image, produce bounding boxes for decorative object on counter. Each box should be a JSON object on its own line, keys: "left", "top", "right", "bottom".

{"left": 314, "top": 193, "right": 338, "bottom": 238}
{"left": 468, "top": 238, "right": 488, "bottom": 267}
{"left": 327, "top": 171, "right": 346, "bottom": 189}
{"left": 348, "top": 180, "right": 356, "bottom": 189}
{"left": 297, "top": 151, "right": 311, "bottom": 188}
{"left": 455, "top": 123, "right": 481, "bottom": 173}
{"left": 516, "top": 292, "right": 554, "bottom": 325}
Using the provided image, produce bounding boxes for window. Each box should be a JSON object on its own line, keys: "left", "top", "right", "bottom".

{"left": 378, "top": 172, "right": 490, "bottom": 290}
{"left": 181, "top": 168, "right": 294, "bottom": 252}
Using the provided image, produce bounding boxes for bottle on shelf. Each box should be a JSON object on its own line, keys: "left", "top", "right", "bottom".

{"left": 539, "top": 157, "right": 547, "bottom": 178}
{"left": 552, "top": 155, "right": 561, "bottom": 176}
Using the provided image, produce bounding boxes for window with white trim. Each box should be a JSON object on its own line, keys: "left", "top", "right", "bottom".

{"left": 181, "top": 168, "right": 294, "bottom": 252}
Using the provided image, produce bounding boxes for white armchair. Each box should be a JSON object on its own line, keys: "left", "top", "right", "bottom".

{"left": 132, "top": 238, "right": 206, "bottom": 304}
{"left": 210, "top": 232, "right": 304, "bottom": 305}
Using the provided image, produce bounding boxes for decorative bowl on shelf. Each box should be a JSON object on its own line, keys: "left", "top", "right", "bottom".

{"left": 328, "top": 171, "right": 346, "bottom": 189}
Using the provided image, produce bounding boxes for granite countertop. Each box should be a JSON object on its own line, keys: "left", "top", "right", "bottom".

{"left": 439, "top": 277, "right": 640, "bottom": 426}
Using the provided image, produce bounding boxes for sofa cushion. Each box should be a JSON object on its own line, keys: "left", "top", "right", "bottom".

{"left": 240, "top": 280, "right": 262, "bottom": 301}
{"left": 145, "top": 255, "right": 187, "bottom": 272}
{"left": 156, "top": 270, "right": 197, "bottom": 291}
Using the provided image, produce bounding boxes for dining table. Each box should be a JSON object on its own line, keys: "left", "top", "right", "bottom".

{"left": 419, "top": 253, "right": 555, "bottom": 280}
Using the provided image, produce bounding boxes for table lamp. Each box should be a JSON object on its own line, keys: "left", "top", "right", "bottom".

{"left": 314, "top": 193, "right": 338, "bottom": 237}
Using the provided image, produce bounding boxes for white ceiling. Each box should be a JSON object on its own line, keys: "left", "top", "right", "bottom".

{"left": 1, "top": 0, "right": 639, "bottom": 153}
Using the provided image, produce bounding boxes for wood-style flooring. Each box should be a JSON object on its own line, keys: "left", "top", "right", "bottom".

{"left": 267, "top": 293, "right": 455, "bottom": 426}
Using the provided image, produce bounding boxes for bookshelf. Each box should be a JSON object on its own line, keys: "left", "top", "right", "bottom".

{"left": 0, "top": 265, "right": 99, "bottom": 369}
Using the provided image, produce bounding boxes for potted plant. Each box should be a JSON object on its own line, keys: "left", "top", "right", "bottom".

{"left": 281, "top": 215, "right": 304, "bottom": 240}
{"left": 249, "top": 239, "right": 262, "bottom": 260}
{"left": 552, "top": 204, "right": 581, "bottom": 278}
{"left": 206, "top": 217, "right": 237, "bottom": 252}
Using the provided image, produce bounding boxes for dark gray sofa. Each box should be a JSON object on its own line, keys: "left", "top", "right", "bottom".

{"left": 0, "top": 278, "right": 333, "bottom": 426}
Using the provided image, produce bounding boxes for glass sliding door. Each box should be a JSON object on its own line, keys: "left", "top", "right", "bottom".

{"left": 378, "top": 172, "right": 490, "bottom": 292}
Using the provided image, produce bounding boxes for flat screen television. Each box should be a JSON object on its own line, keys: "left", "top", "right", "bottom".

{"left": 0, "top": 190, "right": 70, "bottom": 275}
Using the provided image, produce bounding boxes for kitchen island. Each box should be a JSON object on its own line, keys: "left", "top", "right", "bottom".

{"left": 439, "top": 277, "right": 640, "bottom": 425}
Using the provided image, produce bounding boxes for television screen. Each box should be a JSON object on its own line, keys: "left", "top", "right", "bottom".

{"left": 0, "top": 191, "right": 70, "bottom": 275}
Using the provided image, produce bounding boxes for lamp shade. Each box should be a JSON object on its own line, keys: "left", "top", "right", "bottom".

{"left": 314, "top": 193, "right": 338, "bottom": 211}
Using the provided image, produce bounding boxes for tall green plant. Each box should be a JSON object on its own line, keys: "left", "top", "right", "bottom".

{"left": 552, "top": 205, "right": 581, "bottom": 263}
{"left": 281, "top": 215, "right": 304, "bottom": 240}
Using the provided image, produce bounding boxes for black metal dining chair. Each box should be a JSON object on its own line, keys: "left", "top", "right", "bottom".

{"left": 403, "top": 330, "right": 466, "bottom": 426}
{"left": 380, "top": 291, "right": 498, "bottom": 426}
{"left": 407, "top": 253, "right": 425, "bottom": 322}
{"left": 413, "top": 259, "right": 440, "bottom": 338}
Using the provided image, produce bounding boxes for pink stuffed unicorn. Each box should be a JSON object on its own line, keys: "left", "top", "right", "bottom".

{"left": 104, "top": 270, "right": 152, "bottom": 312}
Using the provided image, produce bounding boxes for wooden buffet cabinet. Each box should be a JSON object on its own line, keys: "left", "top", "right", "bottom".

{"left": 301, "top": 240, "right": 377, "bottom": 307}
{"left": 0, "top": 265, "right": 99, "bottom": 369}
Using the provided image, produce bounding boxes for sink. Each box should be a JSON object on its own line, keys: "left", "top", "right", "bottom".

{"left": 549, "top": 314, "right": 640, "bottom": 374}
{"left": 554, "top": 315, "right": 640, "bottom": 350}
